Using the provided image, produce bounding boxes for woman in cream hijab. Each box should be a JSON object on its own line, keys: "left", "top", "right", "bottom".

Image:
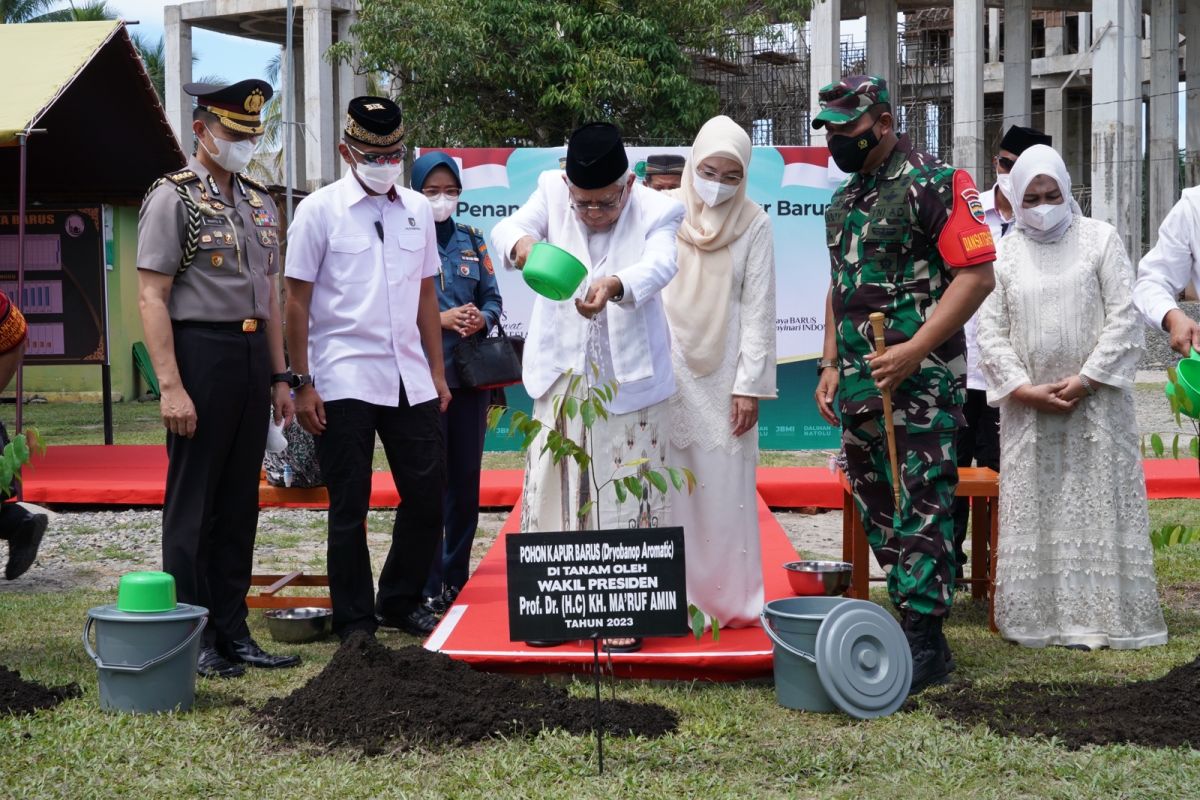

{"left": 664, "top": 115, "right": 776, "bottom": 628}
{"left": 977, "top": 144, "right": 1167, "bottom": 650}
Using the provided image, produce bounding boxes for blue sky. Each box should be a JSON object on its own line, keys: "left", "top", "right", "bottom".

{"left": 116, "top": 0, "right": 278, "bottom": 83}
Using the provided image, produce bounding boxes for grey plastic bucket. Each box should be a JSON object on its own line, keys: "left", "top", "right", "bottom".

{"left": 761, "top": 597, "right": 844, "bottom": 712}
{"left": 761, "top": 596, "right": 912, "bottom": 720}
{"left": 83, "top": 603, "right": 207, "bottom": 714}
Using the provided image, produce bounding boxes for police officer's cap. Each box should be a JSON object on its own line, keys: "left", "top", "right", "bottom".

{"left": 345, "top": 96, "right": 405, "bottom": 147}
{"left": 644, "top": 154, "right": 685, "bottom": 176}
{"left": 566, "top": 122, "right": 629, "bottom": 189}
{"left": 185, "top": 79, "right": 272, "bottom": 135}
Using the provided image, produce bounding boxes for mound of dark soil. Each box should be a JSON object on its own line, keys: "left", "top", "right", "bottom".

{"left": 931, "top": 656, "right": 1200, "bottom": 749}
{"left": 0, "top": 665, "right": 80, "bottom": 716}
{"left": 258, "top": 632, "right": 678, "bottom": 753}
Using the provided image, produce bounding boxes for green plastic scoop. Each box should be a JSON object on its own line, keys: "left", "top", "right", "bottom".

{"left": 523, "top": 242, "right": 587, "bottom": 301}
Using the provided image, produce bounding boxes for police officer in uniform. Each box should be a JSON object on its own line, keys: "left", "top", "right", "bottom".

{"left": 410, "top": 152, "right": 503, "bottom": 614}
{"left": 137, "top": 79, "right": 300, "bottom": 678}
{"left": 811, "top": 76, "right": 996, "bottom": 693}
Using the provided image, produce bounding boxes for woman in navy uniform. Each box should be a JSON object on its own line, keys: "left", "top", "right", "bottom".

{"left": 411, "top": 152, "right": 503, "bottom": 614}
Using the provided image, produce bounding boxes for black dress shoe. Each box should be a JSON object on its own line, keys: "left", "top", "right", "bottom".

{"left": 219, "top": 637, "right": 301, "bottom": 669}
{"left": 376, "top": 607, "right": 439, "bottom": 636}
{"left": 422, "top": 585, "right": 461, "bottom": 616}
{"left": 197, "top": 646, "right": 245, "bottom": 678}
{"left": 5, "top": 513, "right": 47, "bottom": 580}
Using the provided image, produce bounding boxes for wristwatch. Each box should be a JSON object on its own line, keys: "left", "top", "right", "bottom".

{"left": 282, "top": 372, "right": 314, "bottom": 389}
{"left": 270, "top": 371, "right": 292, "bottom": 386}
{"left": 816, "top": 359, "right": 837, "bottom": 376}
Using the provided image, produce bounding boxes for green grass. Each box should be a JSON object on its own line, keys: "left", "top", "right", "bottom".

{"left": 3, "top": 545, "right": 1200, "bottom": 798}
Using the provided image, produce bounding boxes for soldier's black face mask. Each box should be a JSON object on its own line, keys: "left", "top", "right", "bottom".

{"left": 827, "top": 121, "right": 880, "bottom": 173}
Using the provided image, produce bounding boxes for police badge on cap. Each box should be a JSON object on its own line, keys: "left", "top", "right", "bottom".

{"left": 184, "top": 80, "right": 273, "bottom": 135}
{"left": 345, "top": 96, "right": 405, "bottom": 147}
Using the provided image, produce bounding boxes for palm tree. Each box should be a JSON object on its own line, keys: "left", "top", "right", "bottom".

{"left": 132, "top": 31, "right": 164, "bottom": 100}
{"left": 14, "top": 0, "right": 116, "bottom": 21}
{"left": 0, "top": 0, "right": 59, "bottom": 23}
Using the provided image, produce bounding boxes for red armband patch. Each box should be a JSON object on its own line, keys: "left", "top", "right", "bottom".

{"left": 937, "top": 169, "right": 997, "bottom": 268}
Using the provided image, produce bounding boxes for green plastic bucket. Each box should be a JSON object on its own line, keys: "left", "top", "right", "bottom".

{"left": 523, "top": 242, "right": 587, "bottom": 301}
{"left": 117, "top": 571, "right": 177, "bottom": 612}
{"left": 83, "top": 603, "right": 207, "bottom": 714}
{"left": 760, "top": 597, "right": 912, "bottom": 719}
{"left": 1172, "top": 359, "right": 1200, "bottom": 419}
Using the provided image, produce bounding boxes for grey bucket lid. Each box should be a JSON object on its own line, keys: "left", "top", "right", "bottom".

{"left": 814, "top": 600, "right": 912, "bottom": 719}
{"left": 87, "top": 603, "right": 208, "bottom": 623}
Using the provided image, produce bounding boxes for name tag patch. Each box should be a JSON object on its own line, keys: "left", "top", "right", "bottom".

{"left": 959, "top": 228, "right": 995, "bottom": 258}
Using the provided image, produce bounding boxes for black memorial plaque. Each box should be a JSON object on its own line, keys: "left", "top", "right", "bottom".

{"left": 506, "top": 527, "right": 689, "bottom": 642}
{"left": 0, "top": 207, "right": 107, "bottom": 365}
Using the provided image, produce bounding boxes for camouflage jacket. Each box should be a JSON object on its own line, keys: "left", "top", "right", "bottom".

{"left": 826, "top": 134, "right": 995, "bottom": 425}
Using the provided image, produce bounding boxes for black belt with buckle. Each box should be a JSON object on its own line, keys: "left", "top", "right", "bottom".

{"left": 174, "top": 319, "right": 264, "bottom": 333}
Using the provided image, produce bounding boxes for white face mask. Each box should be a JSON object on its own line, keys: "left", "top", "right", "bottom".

{"left": 995, "top": 173, "right": 1013, "bottom": 201}
{"left": 427, "top": 194, "right": 457, "bottom": 223}
{"left": 693, "top": 174, "right": 739, "bottom": 208}
{"left": 201, "top": 126, "right": 256, "bottom": 173}
{"left": 1024, "top": 201, "right": 1072, "bottom": 231}
{"left": 354, "top": 161, "right": 405, "bottom": 194}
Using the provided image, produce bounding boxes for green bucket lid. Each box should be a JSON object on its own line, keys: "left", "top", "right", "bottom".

{"left": 117, "top": 571, "right": 177, "bottom": 613}
{"left": 523, "top": 242, "right": 587, "bottom": 301}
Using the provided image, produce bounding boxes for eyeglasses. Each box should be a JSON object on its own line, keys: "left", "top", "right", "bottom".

{"left": 349, "top": 143, "right": 407, "bottom": 166}
{"left": 696, "top": 167, "right": 743, "bottom": 186}
{"left": 421, "top": 187, "right": 462, "bottom": 198}
{"left": 569, "top": 186, "right": 625, "bottom": 213}
{"left": 994, "top": 155, "right": 1016, "bottom": 171}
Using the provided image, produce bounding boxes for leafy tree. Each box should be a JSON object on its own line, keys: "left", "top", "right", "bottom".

{"left": 329, "top": 0, "right": 810, "bottom": 147}
{"left": 0, "top": 0, "right": 60, "bottom": 23}
{"left": 15, "top": 0, "right": 116, "bottom": 21}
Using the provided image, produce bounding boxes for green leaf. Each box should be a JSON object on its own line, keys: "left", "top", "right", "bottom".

{"left": 667, "top": 467, "right": 684, "bottom": 491}
{"left": 1151, "top": 433, "right": 1165, "bottom": 458}
{"left": 564, "top": 396, "right": 579, "bottom": 419}
{"left": 682, "top": 468, "right": 698, "bottom": 493}
{"left": 1173, "top": 433, "right": 1181, "bottom": 460}
{"left": 1170, "top": 525, "right": 1184, "bottom": 546}
{"left": 647, "top": 469, "right": 669, "bottom": 494}
{"left": 1169, "top": 365, "right": 1179, "bottom": 384}
{"left": 1183, "top": 391, "right": 1196, "bottom": 416}
{"left": 590, "top": 360, "right": 601, "bottom": 381}
{"left": 623, "top": 475, "right": 643, "bottom": 499}
{"left": 691, "top": 607, "right": 704, "bottom": 640}
{"left": 1191, "top": 437, "right": 1199, "bottom": 459}
{"left": 567, "top": 373, "right": 583, "bottom": 397}
{"left": 577, "top": 500, "right": 594, "bottom": 521}
{"left": 580, "top": 399, "right": 596, "bottom": 428}
{"left": 486, "top": 405, "right": 506, "bottom": 431}
{"left": 614, "top": 478, "right": 627, "bottom": 504}
{"left": 711, "top": 618, "right": 720, "bottom": 642}
{"left": 623, "top": 457, "right": 650, "bottom": 468}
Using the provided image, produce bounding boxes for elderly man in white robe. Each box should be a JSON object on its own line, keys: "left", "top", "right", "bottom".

{"left": 491, "top": 122, "right": 684, "bottom": 653}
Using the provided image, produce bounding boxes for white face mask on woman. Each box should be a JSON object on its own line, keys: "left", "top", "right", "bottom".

{"left": 1024, "top": 201, "right": 1071, "bottom": 231}
{"left": 693, "top": 174, "right": 739, "bottom": 208}
{"left": 201, "top": 126, "right": 256, "bottom": 173}
{"left": 354, "top": 162, "right": 405, "bottom": 194}
{"left": 427, "top": 194, "right": 457, "bottom": 222}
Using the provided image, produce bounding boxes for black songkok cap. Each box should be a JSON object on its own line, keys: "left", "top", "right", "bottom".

{"left": 999, "top": 125, "right": 1052, "bottom": 156}
{"left": 644, "top": 154, "right": 685, "bottom": 175}
{"left": 565, "top": 122, "right": 629, "bottom": 189}
{"left": 344, "top": 96, "right": 404, "bottom": 147}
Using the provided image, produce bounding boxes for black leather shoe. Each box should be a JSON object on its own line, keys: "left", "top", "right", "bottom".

{"left": 5, "top": 513, "right": 47, "bottom": 580}
{"left": 219, "top": 637, "right": 301, "bottom": 669}
{"left": 197, "top": 646, "right": 245, "bottom": 678}
{"left": 422, "top": 585, "right": 461, "bottom": 616}
{"left": 376, "top": 607, "right": 439, "bottom": 636}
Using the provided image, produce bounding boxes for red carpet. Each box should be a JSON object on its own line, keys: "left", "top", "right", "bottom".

{"left": 19, "top": 445, "right": 1200, "bottom": 508}
{"left": 424, "top": 494, "right": 796, "bottom": 680}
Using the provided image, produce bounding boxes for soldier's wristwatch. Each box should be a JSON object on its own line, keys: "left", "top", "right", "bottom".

{"left": 816, "top": 359, "right": 838, "bottom": 376}
{"left": 286, "top": 373, "right": 314, "bottom": 389}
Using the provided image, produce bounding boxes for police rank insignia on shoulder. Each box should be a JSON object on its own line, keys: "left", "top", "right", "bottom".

{"left": 251, "top": 208, "right": 276, "bottom": 227}
{"left": 248, "top": 189, "right": 265, "bottom": 209}
{"left": 165, "top": 170, "right": 198, "bottom": 185}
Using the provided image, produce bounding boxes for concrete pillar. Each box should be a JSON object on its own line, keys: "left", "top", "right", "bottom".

{"left": 1044, "top": 86, "right": 1065, "bottom": 153}
{"left": 335, "top": 9, "right": 367, "bottom": 178}
{"left": 1186, "top": 6, "right": 1200, "bottom": 188}
{"left": 1091, "top": 0, "right": 1143, "bottom": 260}
{"left": 289, "top": 45, "right": 308, "bottom": 190}
{"left": 1148, "top": 0, "right": 1179, "bottom": 244}
{"left": 988, "top": 8, "right": 1001, "bottom": 63}
{"left": 1080, "top": 12, "right": 1092, "bottom": 50}
{"left": 808, "top": 0, "right": 841, "bottom": 146}
{"left": 866, "top": 0, "right": 897, "bottom": 95}
{"left": 953, "top": 0, "right": 986, "bottom": 181}
{"left": 1002, "top": 0, "right": 1032, "bottom": 129}
{"left": 164, "top": 5, "right": 192, "bottom": 149}
{"left": 303, "top": 0, "right": 335, "bottom": 191}
{"left": 1045, "top": 16, "right": 1065, "bottom": 57}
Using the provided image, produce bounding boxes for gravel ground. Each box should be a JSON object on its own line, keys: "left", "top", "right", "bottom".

{"left": 0, "top": 332, "right": 1190, "bottom": 595}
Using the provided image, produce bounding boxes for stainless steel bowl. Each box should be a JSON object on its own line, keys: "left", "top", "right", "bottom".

{"left": 264, "top": 607, "right": 333, "bottom": 643}
{"left": 782, "top": 561, "right": 853, "bottom": 596}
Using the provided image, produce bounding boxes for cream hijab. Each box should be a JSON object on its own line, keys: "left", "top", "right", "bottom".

{"left": 664, "top": 115, "right": 760, "bottom": 377}
{"left": 1008, "top": 143, "right": 1082, "bottom": 244}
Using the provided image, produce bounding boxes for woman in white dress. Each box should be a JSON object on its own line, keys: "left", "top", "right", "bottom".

{"left": 664, "top": 115, "right": 776, "bottom": 628}
{"left": 976, "top": 145, "right": 1167, "bottom": 650}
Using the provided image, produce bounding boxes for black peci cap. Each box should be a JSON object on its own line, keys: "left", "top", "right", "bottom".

{"left": 185, "top": 79, "right": 272, "bottom": 135}
{"left": 344, "top": 96, "right": 405, "bottom": 147}
{"left": 644, "top": 154, "right": 685, "bottom": 175}
{"left": 999, "top": 125, "right": 1052, "bottom": 156}
{"left": 565, "top": 122, "right": 629, "bottom": 189}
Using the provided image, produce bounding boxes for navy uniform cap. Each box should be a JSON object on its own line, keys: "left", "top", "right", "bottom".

{"left": 185, "top": 79, "right": 272, "bottom": 135}
{"left": 345, "top": 96, "right": 404, "bottom": 147}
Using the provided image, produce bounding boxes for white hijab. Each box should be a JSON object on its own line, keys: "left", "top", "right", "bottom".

{"left": 663, "top": 115, "right": 759, "bottom": 377}
{"left": 1008, "top": 144, "right": 1083, "bottom": 244}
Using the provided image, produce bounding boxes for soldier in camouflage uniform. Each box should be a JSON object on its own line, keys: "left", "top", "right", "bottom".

{"left": 811, "top": 76, "right": 996, "bottom": 693}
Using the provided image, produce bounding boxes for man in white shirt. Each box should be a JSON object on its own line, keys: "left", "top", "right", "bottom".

{"left": 285, "top": 97, "right": 451, "bottom": 641}
{"left": 955, "top": 125, "right": 1050, "bottom": 577}
{"left": 1134, "top": 187, "right": 1200, "bottom": 355}
{"left": 491, "top": 122, "right": 683, "bottom": 652}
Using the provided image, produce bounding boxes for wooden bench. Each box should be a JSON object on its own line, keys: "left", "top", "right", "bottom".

{"left": 839, "top": 466, "right": 1000, "bottom": 631}
{"left": 246, "top": 480, "right": 332, "bottom": 609}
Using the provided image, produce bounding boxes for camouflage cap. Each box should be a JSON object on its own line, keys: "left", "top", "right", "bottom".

{"left": 812, "top": 75, "right": 890, "bottom": 129}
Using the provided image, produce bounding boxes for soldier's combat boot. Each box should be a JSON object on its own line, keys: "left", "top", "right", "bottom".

{"left": 902, "top": 610, "right": 951, "bottom": 694}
